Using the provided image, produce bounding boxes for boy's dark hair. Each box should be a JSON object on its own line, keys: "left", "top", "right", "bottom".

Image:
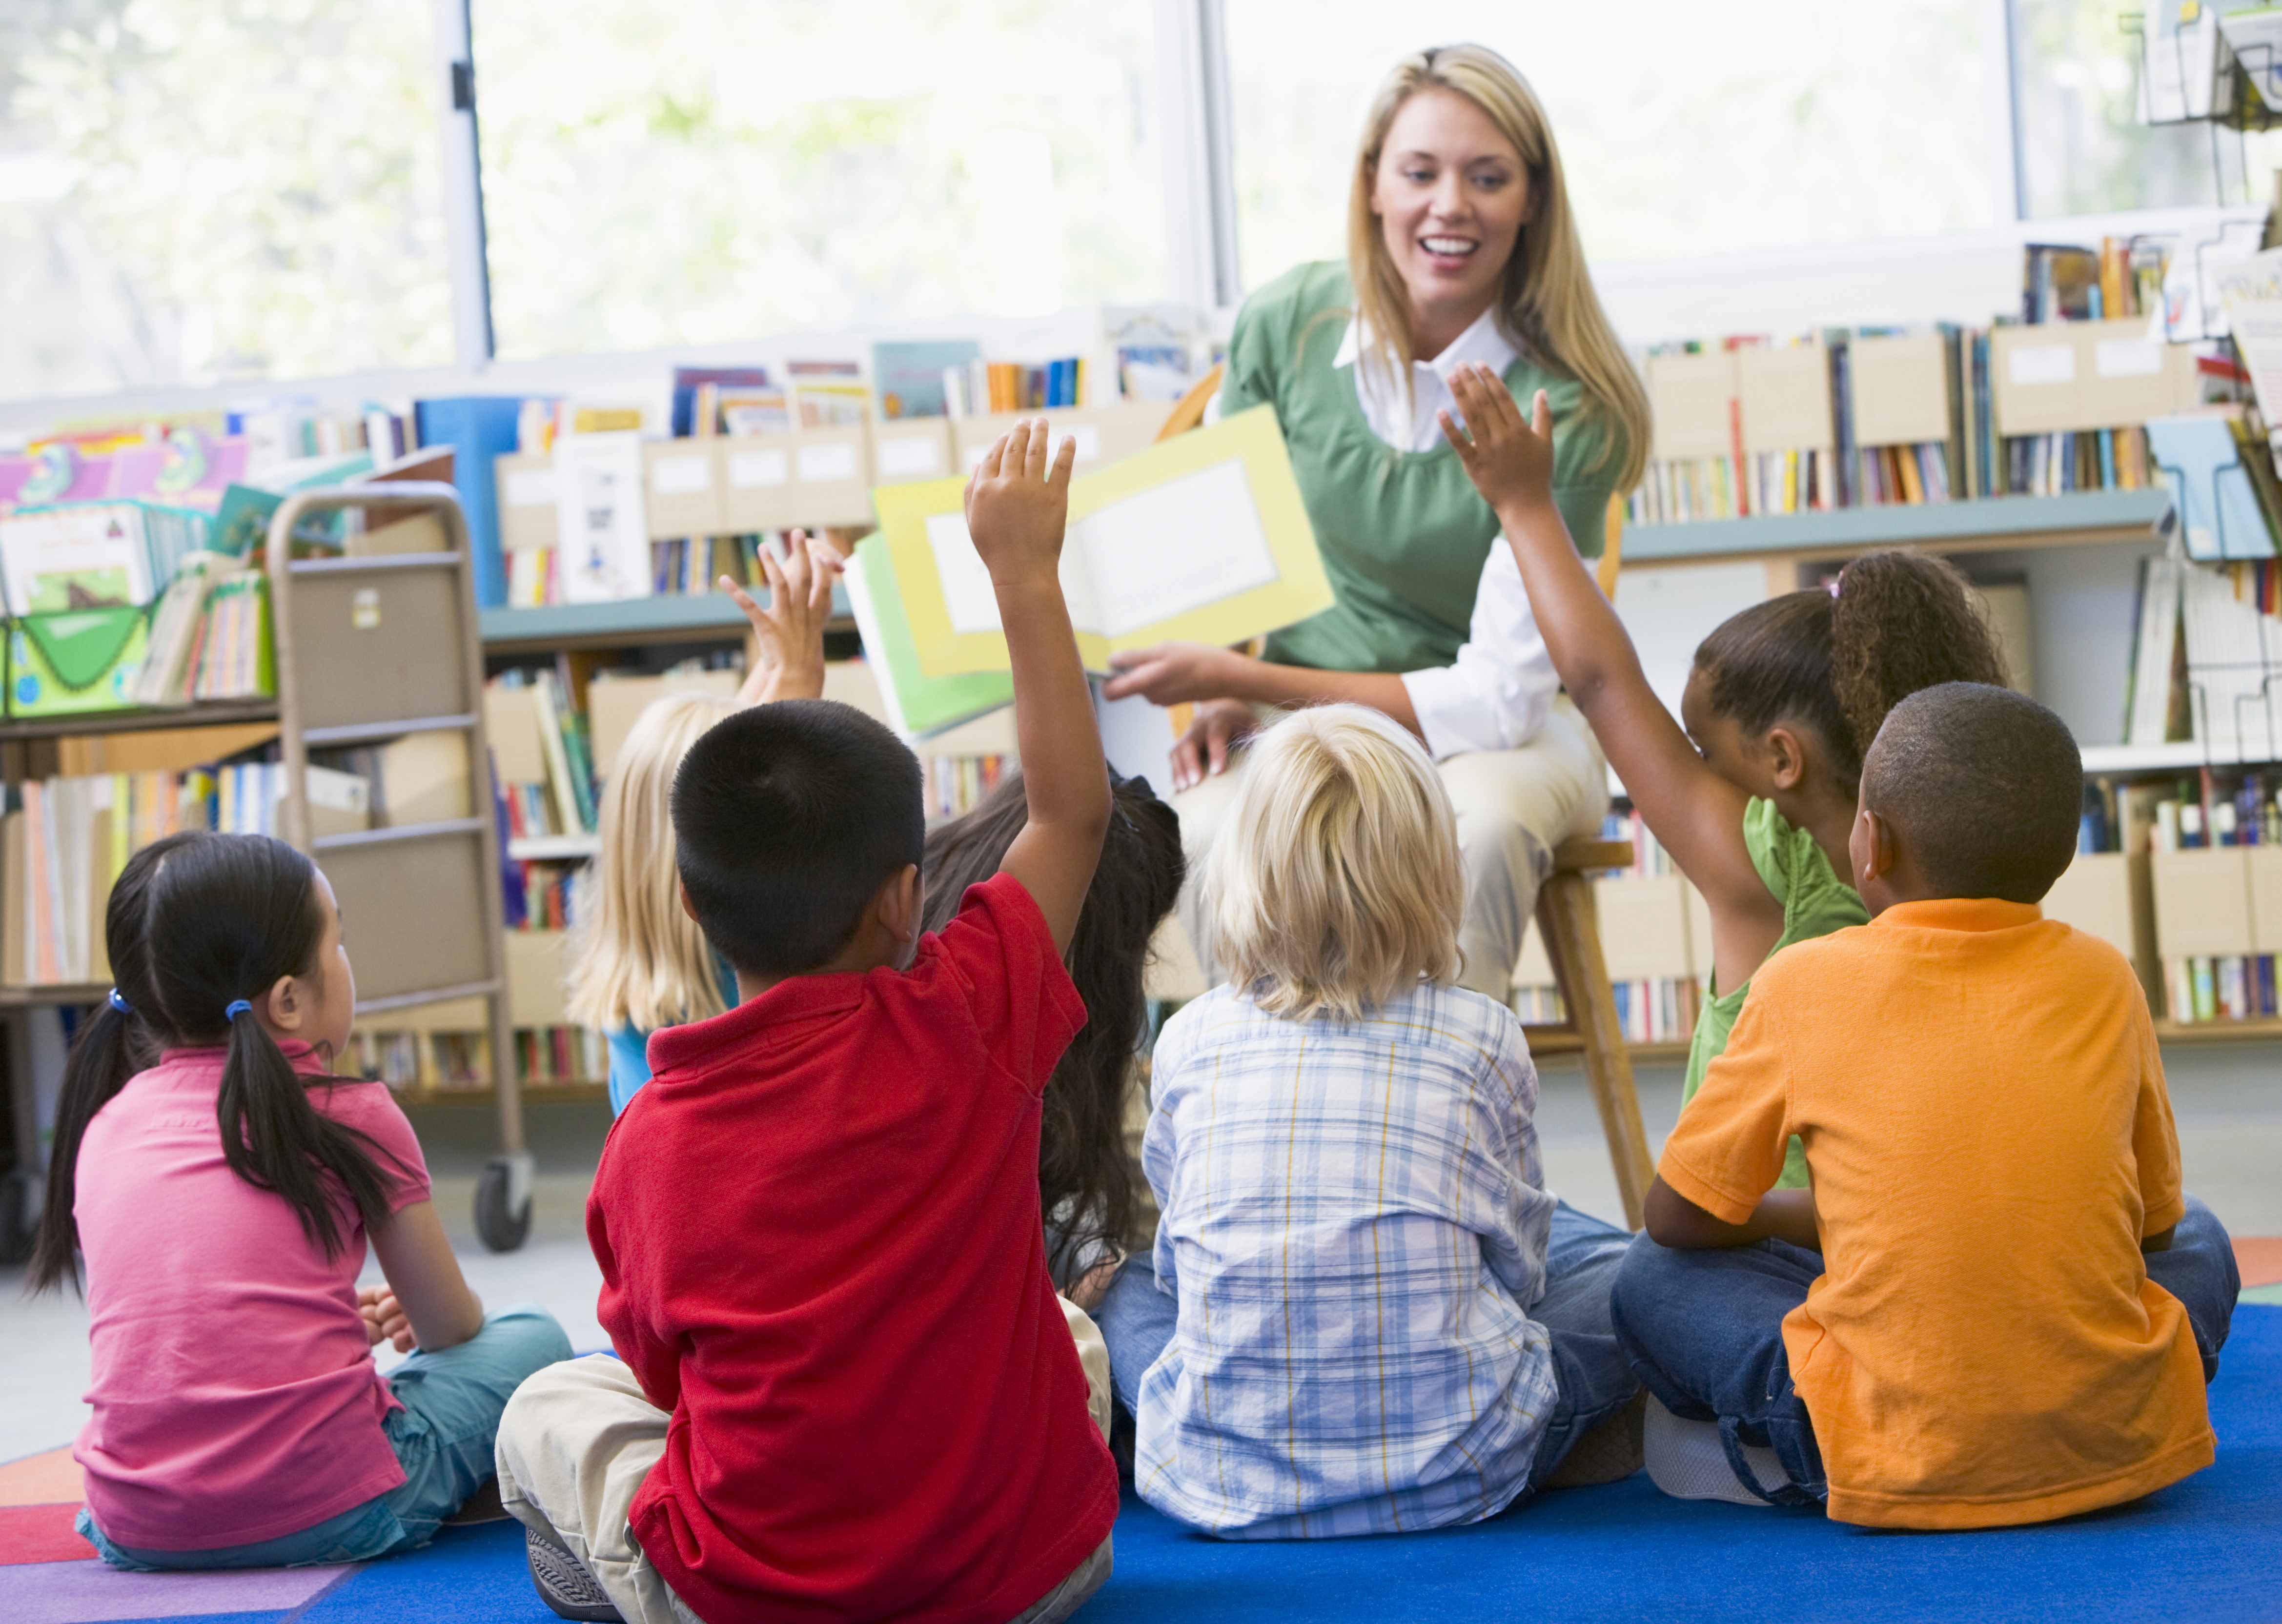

{"left": 1693, "top": 550, "right": 2008, "bottom": 786}
{"left": 1862, "top": 682, "right": 2081, "bottom": 904}
{"left": 922, "top": 771, "right": 1186, "bottom": 1291}
{"left": 32, "top": 832, "right": 403, "bottom": 1293}
{"left": 672, "top": 699, "right": 923, "bottom": 977}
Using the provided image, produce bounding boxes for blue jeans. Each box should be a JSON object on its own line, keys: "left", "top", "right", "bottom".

{"left": 1098, "top": 1200, "right": 1640, "bottom": 1489}
{"left": 80, "top": 1303, "right": 571, "bottom": 1570}
{"left": 1608, "top": 1195, "right": 2242, "bottom": 1508}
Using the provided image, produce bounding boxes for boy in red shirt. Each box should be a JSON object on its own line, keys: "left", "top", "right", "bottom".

{"left": 495, "top": 421, "right": 1117, "bottom": 1624}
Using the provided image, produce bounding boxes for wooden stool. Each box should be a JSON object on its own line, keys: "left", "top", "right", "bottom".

{"left": 1520, "top": 838, "right": 1659, "bottom": 1231}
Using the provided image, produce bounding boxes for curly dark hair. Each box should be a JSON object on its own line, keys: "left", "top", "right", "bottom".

{"left": 921, "top": 770, "right": 1186, "bottom": 1289}
{"left": 1692, "top": 549, "right": 2008, "bottom": 785}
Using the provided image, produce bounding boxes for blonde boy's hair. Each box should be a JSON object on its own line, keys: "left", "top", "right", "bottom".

{"left": 567, "top": 692, "right": 740, "bottom": 1033}
{"left": 1345, "top": 43, "right": 1650, "bottom": 493}
{"left": 1207, "top": 705, "right": 1464, "bottom": 1021}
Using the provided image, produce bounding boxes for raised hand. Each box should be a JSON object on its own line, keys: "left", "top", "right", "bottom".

{"left": 964, "top": 418, "right": 1078, "bottom": 591}
{"left": 727, "top": 530, "right": 844, "bottom": 705}
{"left": 1439, "top": 363, "right": 1556, "bottom": 519}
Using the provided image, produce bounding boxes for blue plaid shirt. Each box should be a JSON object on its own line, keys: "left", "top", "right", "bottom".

{"left": 1132, "top": 980, "right": 1558, "bottom": 1538}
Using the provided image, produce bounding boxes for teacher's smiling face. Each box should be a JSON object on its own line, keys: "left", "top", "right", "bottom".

{"left": 1368, "top": 85, "right": 1531, "bottom": 355}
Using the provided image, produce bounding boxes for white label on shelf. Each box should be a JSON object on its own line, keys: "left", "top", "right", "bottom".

{"left": 797, "top": 442, "right": 860, "bottom": 482}
{"left": 651, "top": 454, "right": 712, "bottom": 495}
{"left": 876, "top": 434, "right": 943, "bottom": 478}
{"left": 728, "top": 448, "right": 789, "bottom": 487}
{"left": 504, "top": 467, "right": 558, "bottom": 508}
{"left": 2008, "top": 344, "right": 2076, "bottom": 387}
{"left": 2095, "top": 338, "right": 2165, "bottom": 378}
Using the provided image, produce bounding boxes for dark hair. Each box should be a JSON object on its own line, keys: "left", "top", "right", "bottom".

{"left": 1692, "top": 550, "right": 2008, "bottom": 786}
{"left": 1861, "top": 683, "right": 2082, "bottom": 904}
{"left": 31, "top": 832, "right": 402, "bottom": 1293}
{"left": 922, "top": 771, "right": 1185, "bottom": 1290}
{"left": 672, "top": 699, "right": 924, "bottom": 977}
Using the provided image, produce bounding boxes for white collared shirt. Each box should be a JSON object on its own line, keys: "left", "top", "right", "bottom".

{"left": 1212, "top": 310, "right": 1559, "bottom": 761}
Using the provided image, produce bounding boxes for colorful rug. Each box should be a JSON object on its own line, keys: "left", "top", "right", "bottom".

{"left": 6, "top": 1304, "right": 2278, "bottom": 1624}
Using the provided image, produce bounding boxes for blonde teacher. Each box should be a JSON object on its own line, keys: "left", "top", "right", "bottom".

{"left": 1104, "top": 42, "right": 1650, "bottom": 1001}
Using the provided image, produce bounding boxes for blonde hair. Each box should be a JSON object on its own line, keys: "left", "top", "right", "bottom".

{"left": 1208, "top": 705, "right": 1464, "bottom": 1022}
{"left": 567, "top": 692, "right": 740, "bottom": 1033}
{"left": 1347, "top": 42, "right": 1651, "bottom": 491}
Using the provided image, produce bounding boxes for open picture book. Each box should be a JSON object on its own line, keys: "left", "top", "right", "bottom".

{"left": 869, "top": 403, "right": 1333, "bottom": 680}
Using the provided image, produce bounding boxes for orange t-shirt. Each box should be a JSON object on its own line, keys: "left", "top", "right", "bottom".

{"left": 1660, "top": 897, "right": 2212, "bottom": 1530}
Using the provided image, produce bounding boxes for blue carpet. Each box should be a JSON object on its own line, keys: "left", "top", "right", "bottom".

{"left": 33, "top": 1306, "right": 2280, "bottom": 1624}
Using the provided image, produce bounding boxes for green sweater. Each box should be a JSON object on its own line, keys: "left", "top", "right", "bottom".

{"left": 1222, "top": 261, "right": 1627, "bottom": 675}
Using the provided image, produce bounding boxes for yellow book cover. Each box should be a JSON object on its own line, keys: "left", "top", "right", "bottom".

{"left": 872, "top": 404, "right": 1334, "bottom": 678}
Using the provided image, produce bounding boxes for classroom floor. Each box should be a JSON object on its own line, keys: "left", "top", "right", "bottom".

{"left": 5, "top": 1040, "right": 2278, "bottom": 1463}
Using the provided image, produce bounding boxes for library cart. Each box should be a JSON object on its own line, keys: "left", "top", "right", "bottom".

{"left": 266, "top": 484, "right": 533, "bottom": 1251}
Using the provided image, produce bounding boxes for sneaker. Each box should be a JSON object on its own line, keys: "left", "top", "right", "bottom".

{"left": 526, "top": 1526, "right": 626, "bottom": 1623}
{"left": 1641, "top": 1395, "right": 1788, "bottom": 1506}
{"left": 1544, "top": 1390, "right": 1647, "bottom": 1486}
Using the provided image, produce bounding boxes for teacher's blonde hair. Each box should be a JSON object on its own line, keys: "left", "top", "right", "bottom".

{"left": 1208, "top": 705, "right": 1464, "bottom": 1022}
{"left": 1349, "top": 42, "right": 1650, "bottom": 494}
{"left": 568, "top": 691, "right": 739, "bottom": 1034}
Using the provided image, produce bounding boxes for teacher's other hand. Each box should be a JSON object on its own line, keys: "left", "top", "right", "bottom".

{"left": 1439, "top": 363, "right": 1556, "bottom": 518}
{"left": 1102, "top": 641, "right": 1249, "bottom": 707}
{"left": 1168, "top": 699, "right": 1258, "bottom": 793}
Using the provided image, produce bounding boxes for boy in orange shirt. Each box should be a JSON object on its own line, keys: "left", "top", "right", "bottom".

{"left": 1611, "top": 682, "right": 2239, "bottom": 1529}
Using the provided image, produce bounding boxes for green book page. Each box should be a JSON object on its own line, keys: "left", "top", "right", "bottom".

{"left": 847, "top": 536, "right": 1011, "bottom": 737}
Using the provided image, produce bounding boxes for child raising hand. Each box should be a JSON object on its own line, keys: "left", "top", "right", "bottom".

{"left": 1441, "top": 366, "right": 2006, "bottom": 1182}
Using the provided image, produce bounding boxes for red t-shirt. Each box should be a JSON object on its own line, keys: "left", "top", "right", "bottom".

{"left": 75, "top": 1045, "right": 431, "bottom": 1548}
{"left": 591, "top": 873, "right": 1115, "bottom": 1624}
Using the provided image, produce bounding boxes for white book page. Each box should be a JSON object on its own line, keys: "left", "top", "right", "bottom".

{"left": 923, "top": 510, "right": 1102, "bottom": 636}
{"left": 1072, "top": 458, "right": 1276, "bottom": 638}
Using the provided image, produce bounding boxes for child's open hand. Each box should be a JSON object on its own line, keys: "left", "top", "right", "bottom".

{"left": 358, "top": 1282, "right": 416, "bottom": 1355}
{"left": 964, "top": 418, "right": 1077, "bottom": 593}
{"left": 727, "top": 529, "right": 843, "bottom": 705}
{"left": 1439, "top": 363, "right": 1556, "bottom": 518}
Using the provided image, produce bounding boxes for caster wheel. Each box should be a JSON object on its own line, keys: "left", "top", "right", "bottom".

{"left": 475, "top": 1155, "right": 532, "bottom": 1252}
{"left": 0, "top": 1168, "right": 35, "bottom": 1265}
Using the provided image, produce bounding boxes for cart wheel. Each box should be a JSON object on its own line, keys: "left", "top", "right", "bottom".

{"left": 0, "top": 1169, "right": 34, "bottom": 1266}
{"left": 475, "top": 1156, "right": 532, "bottom": 1253}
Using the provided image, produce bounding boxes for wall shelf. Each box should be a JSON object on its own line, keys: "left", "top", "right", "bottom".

{"left": 481, "top": 584, "right": 853, "bottom": 652}
{"left": 0, "top": 699, "right": 280, "bottom": 744}
{"left": 1623, "top": 489, "right": 2173, "bottom": 566}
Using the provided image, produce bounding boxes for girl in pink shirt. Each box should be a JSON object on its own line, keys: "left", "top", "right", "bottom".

{"left": 30, "top": 831, "right": 569, "bottom": 1570}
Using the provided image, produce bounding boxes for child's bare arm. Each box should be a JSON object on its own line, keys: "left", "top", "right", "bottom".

{"left": 368, "top": 1199, "right": 485, "bottom": 1351}
{"left": 964, "top": 419, "right": 1111, "bottom": 955}
{"left": 726, "top": 530, "right": 844, "bottom": 705}
{"left": 1645, "top": 1175, "right": 1819, "bottom": 1251}
{"left": 1440, "top": 365, "right": 1779, "bottom": 944}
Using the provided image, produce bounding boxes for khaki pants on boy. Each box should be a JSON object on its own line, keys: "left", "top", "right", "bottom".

{"left": 495, "top": 1299, "right": 1115, "bottom": 1624}
{"left": 1172, "top": 697, "right": 1610, "bottom": 1002}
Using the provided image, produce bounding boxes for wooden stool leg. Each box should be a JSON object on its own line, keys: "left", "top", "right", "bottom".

{"left": 1537, "top": 869, "right": 1657, "bottom": 1231}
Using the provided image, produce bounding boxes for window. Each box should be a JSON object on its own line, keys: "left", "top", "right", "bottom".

{"left": 1222, "top": 1, "right": 2007, "bottom": 291}
{"left": 470, "top": 0, "right": 1167, "bottom": 361}
{"left": 0, "top": 0, "right": 454, "bottom": 403}
{"left": 2009, "top": 0, "right": 2281, "bottom": 216}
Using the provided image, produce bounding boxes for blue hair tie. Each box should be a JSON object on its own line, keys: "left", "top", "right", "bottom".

{"left": 224, "top": 999, "right": 253, "bottom": 1021}
{"left": 107, "top": 988, "right": 132, "bottom": 1015}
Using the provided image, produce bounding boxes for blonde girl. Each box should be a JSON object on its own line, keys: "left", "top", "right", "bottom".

{"left": 1103, "top": 43, "right": 1647, "bottom": 1009}
{"left": 569, "top": 533, "right": 840, "bottom": 1113}
{"left": 1097, "top": 704, "right": 1642, "bottom": 1539}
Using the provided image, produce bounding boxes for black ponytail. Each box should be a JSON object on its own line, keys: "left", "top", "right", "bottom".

{"left": 30, "top": 832, "right": 198, "bottom": 1293}
{"left": 33, "top": 832, "right": 403, "bottom": 1289}
{"left": 142, "top": 834, "right": 400, "bottom": 1261}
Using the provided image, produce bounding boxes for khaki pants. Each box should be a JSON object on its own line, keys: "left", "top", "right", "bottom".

{"left": 494, "top": 1300, "right": 1115, "bottom": 1624}
{"left": 1172, "top": 696, "right": 1610, "bottom": 1002}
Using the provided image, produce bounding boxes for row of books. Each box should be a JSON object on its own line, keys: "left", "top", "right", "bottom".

{"left": 353, "top": 1027, "right": 608, "bottom": 1094}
